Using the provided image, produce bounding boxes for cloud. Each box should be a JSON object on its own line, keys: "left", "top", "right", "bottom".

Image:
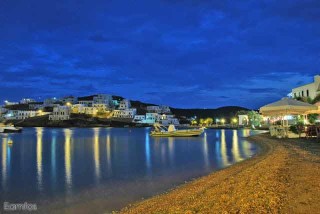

{"left": 0, "top": 0, "right": 319, "bottom": 108}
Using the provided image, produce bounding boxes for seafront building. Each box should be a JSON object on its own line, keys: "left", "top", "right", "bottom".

{"left": 112, "top": 99, "right": 137, "bottom": 119}
{"left": 292, "top": 75, "right": 320, "bottom": 99}
{"left": 5, "top": 110, "right": 37, "bottom": 120}
{"left": 112, "top": 108, "right": 137, "bottom": 119}
{"left": 44, "top": 98, "right": 61, "bottom": 107}
{"left": 20, "top": 98, "right": 36, "bottom": 104}
{"left": 146, "top": 105, "right": 171, "bottom": 114}
{"left": 1, "top": 94, "right": 180, "bottom": 125}
{"left": 61, "top": 96, "right": 78, "bottom": 105}
{"left": 4, "top": 101, "right": 18, "bottom": 106}
{"left": 49, "top": 106, "right": 71, "bottom": 121}
{"left": 238, "top": 115, "right": 249, "bottom": 126}
{"left": 119, "top": 99, "right": 131, "bottom": 110}
{"left": 28, "top": 102, "right": 44, "bottom": 110}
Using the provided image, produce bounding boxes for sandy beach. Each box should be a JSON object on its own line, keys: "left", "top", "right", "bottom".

{"left": 119, "top": 133, "right": 320, "bottom": 213}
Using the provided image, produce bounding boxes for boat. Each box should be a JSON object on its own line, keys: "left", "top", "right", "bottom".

{"left": 150, "top": 123, "right": 204, "bottom": 137}
{"left": 0, "top": 123, "right": 22, "bottom": 133}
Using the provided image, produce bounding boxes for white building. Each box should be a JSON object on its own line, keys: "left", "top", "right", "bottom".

{"left": 133, "top": 115, "right": 146, "bottom": 123}
{"left": 292, "top": 75, "right": 320, "bottom": 99}
{"left": 4, "top": 101, "right": 18, "bottom": 106}
{"left": 20, "top": 98, "right": 36, "bottom": 104}
{"left": 78, "top": 94, "right": 113, "bottom": 107}
{"left": 119, "top": 99, "right": 131, "bottom": 110}
{"left": 93, "top": 94, "right": 112, "bottom": 106}
{"left": 158, "top": 114, "right": 179, "bottom": 125}
{"left": 147, "top": 105, "right": 161, "bottom": 113}
{"left": 78, "top": 96, "right": 94, "bottom": 107}
{"left": 49, "top": 106, "right": 71, "bottom": 121}
{"left": 112, "top": 108, "right": 136, "bottom": 119}
{"left": 93, "top": 103, "right": 111, "bottom": 113}
{"left": 238, "top": 115, "right": 249, "bottom": 126}
{"left": 61, "top": 96, "right": 77, "bottom": 105}
{"left": 160, "top": 118, "right": 180, "bottom": 126}
{"left": 44, "top": 98, "right": 61, "bottom": 107}
{"left": 76, "top": 105, "right": 98, "bottom": 115}
{"left": 160, "top": 105, "right": 171, "bottom": 114}
{"left": 0, "top": 107, "right": 8, "bottom": 115}
{"left": 145, "top": 113, "right": 159, "bottom": 124}
{"left": 147, "top": 105, "right": 171, "bottom": 114}
{"left": 5, "top": 110, "right": 37, "bottom": 120}
{"left": 28, "top": 102, "right": 44, "bottom": 110}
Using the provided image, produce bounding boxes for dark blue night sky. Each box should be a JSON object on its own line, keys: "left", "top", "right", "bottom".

{"left": 1, "top": 0, "right": 320, "bottom": 109}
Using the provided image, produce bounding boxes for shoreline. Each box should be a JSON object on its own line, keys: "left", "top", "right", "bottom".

{"left": 118, "top": 133, "right": 320, "bottom": 213}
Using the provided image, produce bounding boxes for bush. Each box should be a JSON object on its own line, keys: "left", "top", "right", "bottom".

{"left": 289, "top": 122, "right": 304, "bottom": 137}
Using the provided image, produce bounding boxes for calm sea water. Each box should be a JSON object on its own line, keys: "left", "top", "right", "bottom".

{"left": 0, "top": 127, "right": 262, "bottom": 212}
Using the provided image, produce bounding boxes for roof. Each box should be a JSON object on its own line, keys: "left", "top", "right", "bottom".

{"left": 260, "top": 97, "right": 317, "bottom": 116}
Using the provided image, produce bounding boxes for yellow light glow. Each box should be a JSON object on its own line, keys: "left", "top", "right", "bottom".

{"left": 64, "top": 129, "right": 72, "bottom": 193}
{"left": 106, "top": 133, "right": 112, "bottom": 173}
{"left": 220, "top": 129, "right": 228, "bottom": 166}
{"left": 232, "top": 130, "right": 241, "bottom": 162}
{"left": 221, "top": 119, "right": 226, "bottom": 124}
{"left": 36, "top": 127, "right": 43, "bottom": 191}
{"left": 94, "top": 128, "right": 101, "bottom": 182}
{"left": 2, "top": 138, "right": 7, "bottom": 188}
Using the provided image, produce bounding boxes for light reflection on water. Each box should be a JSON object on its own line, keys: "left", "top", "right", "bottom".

{"left": 2, "top": 137, "right": 7, "bottom": 191}
{"left": 93, "top": 128, "right": 101, "bottom": 184}
{"left": 64, "top": 129, "right": 72, "bottom": 194}
{"left": 36, "top": 127, "right": 43, "bottom": 192}
{"left": 0, "top": 128, "right": 262, "bottom": 211}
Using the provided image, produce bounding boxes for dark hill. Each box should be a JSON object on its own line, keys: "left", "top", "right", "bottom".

{"left": 171, "top": 106, "right": 250, "bottom": 122}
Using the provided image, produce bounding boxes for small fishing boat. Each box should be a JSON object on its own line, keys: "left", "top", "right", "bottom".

{"left": 150, "top": 123, "right": 204, "bottom": 137}
{"left": 0, "top": 123, "right": 22, "bottom": 133}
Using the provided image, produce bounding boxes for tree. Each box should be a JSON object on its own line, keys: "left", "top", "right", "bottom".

{"left": 191, "top": 119, "right": 198, "bottom": 125}
{"left": 199, "top": 118, "right": 205, "bottom": 126}
{"left": 247, "top": 111, "right": 263, "bottom": 128}
{"left": 205, "top": 117, "right": 213, "bottom": 126}
{"left": 308, "top": 114, "right": 318, "bottom": 124}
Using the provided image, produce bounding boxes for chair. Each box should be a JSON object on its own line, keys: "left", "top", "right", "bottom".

{"left": 306, "top": 125, "right": 317, "bottom": 138}
{"left": 316, "top": 127, "right": 320, "bottom": 139}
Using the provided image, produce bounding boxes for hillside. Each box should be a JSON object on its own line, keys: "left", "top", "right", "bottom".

{"left": 127, "top": 97, "right": 249, "bottom": 121}
{"left": 171, "top": 106, "right": 250, "bottom": 121}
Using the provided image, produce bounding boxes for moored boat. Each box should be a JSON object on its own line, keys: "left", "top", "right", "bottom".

{"left": 0, "top": 123, "right": 22, "bottom": 133}
{"left": 150, "top": 123, "right": 204, "bottom": 137}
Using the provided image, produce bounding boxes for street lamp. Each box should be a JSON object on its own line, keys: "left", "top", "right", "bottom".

{"left": 221, "top": 118, "right": 225, "bottom": 125}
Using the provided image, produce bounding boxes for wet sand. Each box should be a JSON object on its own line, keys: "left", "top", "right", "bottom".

{"left": 119, "top": 133, "right": 320, "bottom": 213}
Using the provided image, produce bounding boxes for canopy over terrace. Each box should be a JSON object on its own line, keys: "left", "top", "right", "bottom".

{"left": 260, "top": 98, "right": 318, "bottom": 138}
{"left": 260, "top": 97, "right": 318, "bottom": 116}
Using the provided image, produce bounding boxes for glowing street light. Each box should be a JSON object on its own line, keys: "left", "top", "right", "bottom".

{"left": 232, "top": 118, "right": 237, "bottom": 124}
{"left": 221, "top": 118, "right": 226, "bottom": 125}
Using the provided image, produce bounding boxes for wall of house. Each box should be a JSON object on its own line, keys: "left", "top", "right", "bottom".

{"left": 49, "top": 106, "right": 71, "bottom": 121}
{"left": 292, "top": 75, "right": 320, "bottom": 99}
